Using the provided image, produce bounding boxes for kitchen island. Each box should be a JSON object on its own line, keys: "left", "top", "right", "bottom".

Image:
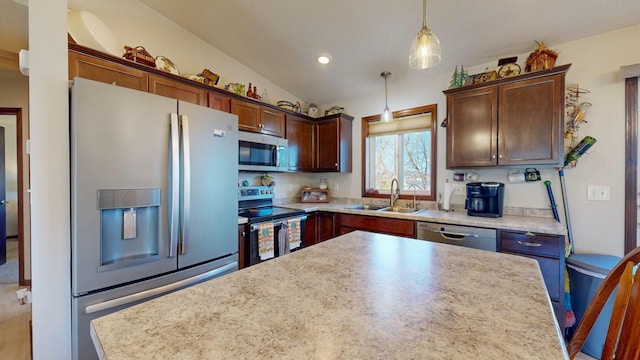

{"left": 90, "top": 231, "right": 568, "bottom": 359}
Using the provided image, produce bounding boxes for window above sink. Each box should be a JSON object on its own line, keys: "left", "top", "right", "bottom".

{"left": 361, "top": 104, "right": 438, "bottom": 202}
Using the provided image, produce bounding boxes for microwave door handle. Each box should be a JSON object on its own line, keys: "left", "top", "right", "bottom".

{"left": 169, "top": 113, "right": 180, "bottom": 258}
{"left": 180, "top": 114, "right": 191, "bottom": 255}
{"left": 274, "top": 145, "right": 280, "bottom": 167}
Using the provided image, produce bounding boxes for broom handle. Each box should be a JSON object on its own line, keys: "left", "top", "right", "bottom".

{"left": 559, "top": 168, "right": 574, "bottom": 253}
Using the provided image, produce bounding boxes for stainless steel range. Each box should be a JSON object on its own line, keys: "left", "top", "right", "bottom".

{"left": 238, "top": 186, "right": 307, "bottom": 267}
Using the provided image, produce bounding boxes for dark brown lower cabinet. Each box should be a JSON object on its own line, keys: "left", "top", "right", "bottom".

{"left": 238, "top": 224, "right": 246, "bottom": 270}
{"left": 299, "top": 212, "right": 334, "bottom": 248}
{"left": 304, "top": 212, "right": 318, "bottom": 247}
{"left": 337, "top": 214, "right": 416, "bottom": 238}
{"left": 317, "top": 212, "right": 336, "bottom": 243}
{"left": 498, "top": 229, "right": 566, "bottom": 335}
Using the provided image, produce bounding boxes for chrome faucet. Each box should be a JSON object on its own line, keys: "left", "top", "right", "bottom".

{"left": 390, "top": 178, "right": 400, "bottom": 207}
{"left": 408, "top": 184, "right": 418, "bottom": 210}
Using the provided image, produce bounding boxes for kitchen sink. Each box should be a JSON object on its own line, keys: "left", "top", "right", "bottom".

{"left": 345, "top": 204, "right": 388, "bottom": 211}
{"left": 377, "top": 206, "right": 422, "bottom": 214}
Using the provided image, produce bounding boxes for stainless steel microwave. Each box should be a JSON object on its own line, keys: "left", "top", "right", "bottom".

{"left": 238, "top": 131, "right": 288, "bottom": 172}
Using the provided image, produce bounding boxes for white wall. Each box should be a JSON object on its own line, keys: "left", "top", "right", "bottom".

{"left": 29, "top": 0, "right": 71, "bottom": 358}
{"left": 319, "top": 25, "right": 640, "bottom": 257}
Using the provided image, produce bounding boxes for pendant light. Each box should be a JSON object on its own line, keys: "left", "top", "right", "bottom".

{"left": 409, "top": 0, "right": 441, "bottom": 69}
{"left": 381, "top": 71, "right": 393, "bottom": 123}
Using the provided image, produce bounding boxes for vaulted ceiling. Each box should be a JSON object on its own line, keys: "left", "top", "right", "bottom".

{"left": 2, "top": 0, "right": 640, "bottom": 105}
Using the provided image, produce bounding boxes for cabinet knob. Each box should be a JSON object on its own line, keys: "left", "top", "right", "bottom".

{"left": 499, "top": 154, "right": 503, "bottom": 159}
{"left": 335, "top": 163, "right": 338, "bottom": 167}
{"left": 492, "top": 155, "right": 496, "bottom": 159}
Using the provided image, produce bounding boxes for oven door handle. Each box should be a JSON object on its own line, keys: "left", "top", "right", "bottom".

{"left": 250, "top": 215, "right": 307, "bottom": 231}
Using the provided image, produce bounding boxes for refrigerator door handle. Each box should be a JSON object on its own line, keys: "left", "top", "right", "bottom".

{"left": 180, "top": 114, "right": 191, "bottom": 255}
{"left": 169, "top": 113, "right": 180, "bottom": 258}
{"left": 83, "top": 262, "right": 237, "bottom": 314}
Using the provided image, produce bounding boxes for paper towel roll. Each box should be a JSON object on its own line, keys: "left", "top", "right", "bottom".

{"left": 443, "top": 181, "right": 452, "bottom": 210}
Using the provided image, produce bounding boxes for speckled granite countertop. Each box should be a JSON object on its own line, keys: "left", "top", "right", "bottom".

{"left": 91, "top": 231, "right": 568, "bottom": 359}
{"left": 279, "top": 202, "right": 567, "bottom": 236}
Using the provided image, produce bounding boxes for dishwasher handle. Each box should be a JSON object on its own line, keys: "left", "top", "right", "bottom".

{"left": 429, "top": 228, "right": 479, "bottom": 240}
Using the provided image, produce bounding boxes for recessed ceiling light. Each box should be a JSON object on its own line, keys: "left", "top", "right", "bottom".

{"left": 318, "top": 56, "right": 331, "bottom": 65}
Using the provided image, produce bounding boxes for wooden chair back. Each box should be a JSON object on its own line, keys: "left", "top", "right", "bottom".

{"left": 567, "top": 246, "right": 640, "bottom": 359}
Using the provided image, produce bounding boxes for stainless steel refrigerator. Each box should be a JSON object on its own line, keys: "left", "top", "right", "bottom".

{"left": 70, "top": 78, "right": 239, "bottom": 359}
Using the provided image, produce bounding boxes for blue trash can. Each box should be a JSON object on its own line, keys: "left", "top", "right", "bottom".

{"left": 566, "top": 253, "right": 621, "bottom": 359}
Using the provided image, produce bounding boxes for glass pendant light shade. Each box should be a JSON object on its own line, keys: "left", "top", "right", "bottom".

{"left": 380, "top": 71, "right": 393, "bottom": 123}
{"left": 381, "top": 106, "right": 393, "bottom": 123}
{"left": 409, "top": 0, "right": 441, "bottom": 69}
{"left": 409, "top": 27, "right": 441, "bottom": 69}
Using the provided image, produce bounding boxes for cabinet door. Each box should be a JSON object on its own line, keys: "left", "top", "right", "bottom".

{"left": 304, "top": 212, "right": 318, "bottom": 247}
{"left": 317, "top": 212, "right": 336, "bottom": 242}
{"left": 260, "top": 107, "right": 285, "bottom": 137}
{"left": 69, "top": 51, "right": 148, "bottom": 91}
{"left": 286, "top": 115, "right": 314, "bottom": 171}
{"left": 504, "top": 252, "right": 560, "bottom": 301}
{"left": 208, "top": 92, "right": 231, "bottom": 112}
{"left": 498, "top": 74, "right": 563, "bottom": 165}
{"left": 148, "top": 75, "right": 206, "bottom": 105}
{"left": 446, "top": 87, "right": 498, "bottom": 168}
{"left": 231, "top": 99, "right": 261, "bottom": 132}
{"left": 316, "top": 118, "right": 340, "bottom": 171}
{"left": 238, "top": 224, "right": 246, "bottom": 270}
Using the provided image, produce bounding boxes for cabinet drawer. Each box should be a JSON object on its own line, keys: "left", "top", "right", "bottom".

{"left": 505, "top": 252, "right": 560, "bottom": 301}
{"left": 499, "top": 231, "right": 563, "bottom": 258}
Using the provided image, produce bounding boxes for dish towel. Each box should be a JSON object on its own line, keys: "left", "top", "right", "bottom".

{"left": 258, "top": 222, "right": 274, "bottom": 261}
{"left": 287, "top": 218, "right": 301, "bottom": 250}
{"left": 278, "top": 223, "right": 290, "bottom": 255}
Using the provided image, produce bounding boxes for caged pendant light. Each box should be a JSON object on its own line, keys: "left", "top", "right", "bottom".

{"left": 409, "top": 0, "right": 441, "bottom": 69}
{"left": 380, "top": 71, "right": 393, "bottom": 123}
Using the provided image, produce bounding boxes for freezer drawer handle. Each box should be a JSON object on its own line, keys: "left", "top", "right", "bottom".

{"left": 84, "top": 262, "right": 237, "bottom": 314}
{"left": 517, "top": 240, "right": 542, "bottom": 247}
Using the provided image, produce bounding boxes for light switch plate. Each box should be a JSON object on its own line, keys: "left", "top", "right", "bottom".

{"left": 587, "top": 185, "right": 611, "bottom": 201}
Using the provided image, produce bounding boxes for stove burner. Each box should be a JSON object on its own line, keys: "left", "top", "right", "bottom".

{"left": 238, "top": 185, "right": 305, "bottom": 223}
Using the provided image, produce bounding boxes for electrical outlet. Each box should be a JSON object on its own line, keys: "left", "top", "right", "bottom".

{"left": 334, "top": 182, "right": 340, "bottom": 191}
{"left": 587, "top": 185, "right": 610, "bottom": 201}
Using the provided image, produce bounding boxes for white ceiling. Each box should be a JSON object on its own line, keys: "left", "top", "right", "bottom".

{"left": 136, "top": 0, "right": 640, "bottom": 105}
{"left": 2, "top": 0, "right": 640, "bottom": 105}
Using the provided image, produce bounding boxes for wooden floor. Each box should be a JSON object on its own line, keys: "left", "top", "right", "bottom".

{"left": 0, "top": 284, "right": 31, "bottom": 359}
{"left": 0, "top": 240, "right": 31, "bottom": 359}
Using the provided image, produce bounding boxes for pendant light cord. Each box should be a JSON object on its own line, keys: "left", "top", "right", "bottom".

{"left": 422, "top": 0, "right": 427, "bottom": 28}
{"left": 384, "top": 75, "right": 389, "bottom": 108}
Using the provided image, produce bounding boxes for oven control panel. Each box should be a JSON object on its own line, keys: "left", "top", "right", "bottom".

{"left": 238, "top": 186, "right": 275, "bottom": 200}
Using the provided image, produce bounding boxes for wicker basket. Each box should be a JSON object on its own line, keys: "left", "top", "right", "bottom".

{"left": 123, "top": 46, "right": 156, "bottom": 68}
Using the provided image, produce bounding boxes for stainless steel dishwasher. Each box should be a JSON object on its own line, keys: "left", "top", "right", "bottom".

{"left": 416, "top": 222, "right": 497, "bottom": 251}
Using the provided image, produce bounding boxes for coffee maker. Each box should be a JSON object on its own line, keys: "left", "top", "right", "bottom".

{"left": 465, "top": 182, "right": 505, "bottom": 218}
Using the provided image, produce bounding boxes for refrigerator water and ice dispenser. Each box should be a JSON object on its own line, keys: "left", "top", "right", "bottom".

{"left": 97, "top": 188, "right": 161, "bottom": 272}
